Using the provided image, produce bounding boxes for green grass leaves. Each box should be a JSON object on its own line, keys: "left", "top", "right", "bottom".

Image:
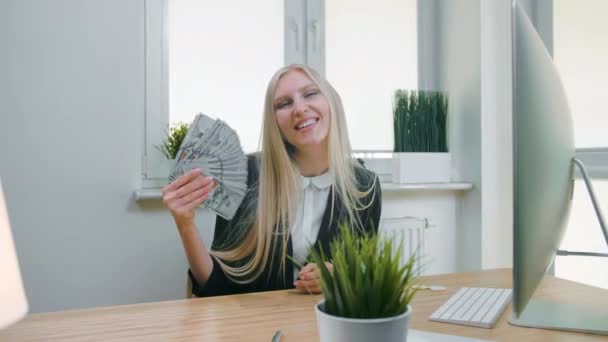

{"left": 393, "top": 90, "right": 448, "bottom": 153}
{"left": 157, "top": 122, "right": 189, "bottom": 160}
{"left": 312, "top": 224, "right": 418, "bottom": 319}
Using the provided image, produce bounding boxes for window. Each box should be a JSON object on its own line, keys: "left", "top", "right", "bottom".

{"left": 143, "top": 0, "right": 417, "bottom": 185}
{"left": 325, "top": 0, "right": 417, "bottom": 150}
{"left": 553, "top": 0, "right": 608, "bottom": 289}
{"left": 168, "top": 0, "right": 284, "bottom": 154}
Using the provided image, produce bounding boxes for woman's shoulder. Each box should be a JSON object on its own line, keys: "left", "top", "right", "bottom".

{"left": 246, "top": 152, "right": 260, "bottom": 166}
{"left": 353, "top": 160, "right": 379, "bottom": 190}
{"left": 247, "top": 152, "right": 261, "bottom": 162}
{"left": 246, "top": 153, "right": 261, "bottom": 186}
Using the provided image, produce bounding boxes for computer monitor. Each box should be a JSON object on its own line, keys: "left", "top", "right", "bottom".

{"left": 509, "top": 1, "right": 608, "bottom": 334}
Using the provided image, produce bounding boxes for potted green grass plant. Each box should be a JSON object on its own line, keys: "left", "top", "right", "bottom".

{"left": 158, "top": 122, "right": 189, "bottom": 160}
{"left": 156, "top": 122, "right": 189, "bottom": 176}
{"left": 310, "top": 224, "right": 418, "bottom": 342}
{"left": 392, "top": 90, "right": 450, "bottom": 184}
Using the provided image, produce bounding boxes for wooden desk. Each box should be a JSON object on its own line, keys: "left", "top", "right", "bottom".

{"left": 2, "top": 269, "right": 607, "bottom": 341}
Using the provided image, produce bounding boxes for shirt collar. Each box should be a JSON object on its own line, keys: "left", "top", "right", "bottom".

{"left": 300, "top": 171, "right": 334, "bottom": 190}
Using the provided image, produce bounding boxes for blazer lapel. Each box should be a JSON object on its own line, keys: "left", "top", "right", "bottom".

{"left": 310, "top": 187, "right": 344, "bottom": 259}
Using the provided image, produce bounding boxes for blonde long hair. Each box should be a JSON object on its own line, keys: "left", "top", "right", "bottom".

{"left": 210, "top": 64, "right": 377, "bottom": 283}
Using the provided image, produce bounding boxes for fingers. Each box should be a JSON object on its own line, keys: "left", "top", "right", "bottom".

{"left": 165, "top": 175, "right": 214, "bottom": 202}
{"left": 162, "top": 169, "right": 216, "bottom": 221}
{"left": 174, "top": 177, "right": 214, "bottom": 204}
{"left": 298, "top": 262, "right": 333, "bottom": 279}
{"left": 162, "top": 168, "right": 203, "bottom": 194}
{"left": 295, "top": 266, "right": 322, "bottom": 294}
{"left": 175, "top": 181, "right": 214, "bottom": 211}
{"left": 295, "top": 277, "right": 319, "bottom": 288}
{"left": 294, "top": 262, "right": 334, "bottom": 294}
{"left": 180, "top": 175, "right": 214, "bottom": 200}
{"left": 294, "top": 277, "right": 322, "bottom": 294}
{"left": 299, "top": 263, "right": 316, "bottom": 275}
{"left": 166, "top": 180, "right": 213, "bottom": 214}
{"left": 295, "top": 284, "right": 321, "bottom": 294}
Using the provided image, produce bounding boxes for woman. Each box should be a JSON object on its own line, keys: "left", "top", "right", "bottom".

{"left": 162, "top": 64, "right": 382, "bottom": 297}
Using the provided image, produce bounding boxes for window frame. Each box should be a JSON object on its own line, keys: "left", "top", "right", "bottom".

{"left": 143, "top": 0, "right": 607, "bottom": 186}
{"left": 142, "top": 0, "right": 325, "bottom": 188}
{"left": 142, "top": 0, "right": 170, "bottom": 188}
{"left": 142, "top": 0, "right": 422, "bottom": 187}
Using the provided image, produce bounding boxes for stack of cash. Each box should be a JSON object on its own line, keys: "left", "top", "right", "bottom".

{"left": 169, "top": 113, "right": 248, "bottom": 220}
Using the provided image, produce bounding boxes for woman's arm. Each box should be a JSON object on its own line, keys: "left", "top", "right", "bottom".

{"left": 167, "top": 154, "right": 261, "bottom": 296}
{"left": 163, "top": 168, "right": 216, "bottom": 287}
{"left": 175, "top": 220, "right": 214, "bottom": 288}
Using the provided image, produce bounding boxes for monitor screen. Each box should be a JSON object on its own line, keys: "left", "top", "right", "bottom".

{"left": 511, "top": 1, "right": 575, "bottom": 317}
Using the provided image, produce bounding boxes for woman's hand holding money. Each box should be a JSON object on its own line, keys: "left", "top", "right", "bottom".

{"left": 162, "top": 168, "right": 215, "bottom": 226}
{"left": 163, "top": 168, "right": 216, "bottom": 286}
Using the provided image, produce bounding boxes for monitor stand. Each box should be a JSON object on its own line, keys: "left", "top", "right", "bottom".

{"left": 556, "top": 158, "right": 608, "bottom": 258}
{"left": 508, "top": 299, "right": 608, "bottom": 335}
{"left": 569, "top": 158, "right": 608, "bottom": 250}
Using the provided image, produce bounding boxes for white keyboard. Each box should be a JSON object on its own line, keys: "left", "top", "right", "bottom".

{"left": 429, "top": 287, "right": 512, "bottom": 328}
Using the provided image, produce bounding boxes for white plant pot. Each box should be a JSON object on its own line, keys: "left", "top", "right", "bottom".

{"left": 160, "top": 158, "right": 176, "bottom": 178}
{"left": 316, "top": 300, "right": 412, "bottom": 342}
{"left": 392, "top": 152, "right": 451, "bottom": 184}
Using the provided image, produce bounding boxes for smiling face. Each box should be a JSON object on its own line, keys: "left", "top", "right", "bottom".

{"left": 273, "top": 69, "right": 331, "bottom": 153}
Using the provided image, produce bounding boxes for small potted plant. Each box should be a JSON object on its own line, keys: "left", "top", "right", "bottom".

{"left": 156, "top": 122, "right": 189, "bottom": 176}
{"left": 158, "top": 122, "right": 189, "bottom": 160}
{"left": 392, "top": 90, "right": 450, "bottom": 183}
{"left": 310, "top": 224, "right": 418, "bottom": 342}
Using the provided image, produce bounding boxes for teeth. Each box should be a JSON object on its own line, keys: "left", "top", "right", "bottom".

{"left": 297, "top": 119, "right": 317, "bottom": 130}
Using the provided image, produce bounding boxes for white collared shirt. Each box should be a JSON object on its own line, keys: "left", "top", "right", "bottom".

{"left": 291, "top": 171, "right": 334, "bottom": 280}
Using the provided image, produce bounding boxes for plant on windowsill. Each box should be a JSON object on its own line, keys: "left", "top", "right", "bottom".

{"left": 155, "top": 122, "right": 189, "bottom": 177}
{"left": 309, "top": 224, "right": 419, "bottom": 342}
{"left": 157, "top": 122, "right": 189, "bottom": 160}
{"left": 392, "top": 90, "right": 450, "bottom": 184}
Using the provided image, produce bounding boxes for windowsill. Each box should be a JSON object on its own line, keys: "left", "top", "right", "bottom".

{"left": 381, "top": 182, "right": 473, "bottom": 192}
{"left": 134, "top": 182, "right": 473, "bottom": 201}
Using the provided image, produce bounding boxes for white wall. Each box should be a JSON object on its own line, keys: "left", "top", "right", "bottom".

{"left": 0, "top": 0, "right": 214, "bottom": 313}
{"left": 479, "top": 0, "right": 513, "bottom": 269}
{"left": 436, "top": 0, "right": 483, "bottom": 271}
{"left": 428, "top": 0, "right": 517, "bottom": 270}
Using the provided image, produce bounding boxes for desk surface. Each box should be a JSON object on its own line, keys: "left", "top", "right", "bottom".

{"left": 2, "top": 269, "right": 607, "bottom": 341}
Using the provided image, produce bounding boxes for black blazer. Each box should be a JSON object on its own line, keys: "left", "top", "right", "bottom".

{"left": 189, "top": 154, "right": 382, "bottom": 297}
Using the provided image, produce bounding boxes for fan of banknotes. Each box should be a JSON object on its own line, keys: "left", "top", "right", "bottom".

{"left": 169, "top": 113, "right": 248, "bottom": 220}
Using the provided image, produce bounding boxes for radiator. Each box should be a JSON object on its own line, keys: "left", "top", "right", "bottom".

{"left": 380, "top": 216, "right": 431, "bottom": 275}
